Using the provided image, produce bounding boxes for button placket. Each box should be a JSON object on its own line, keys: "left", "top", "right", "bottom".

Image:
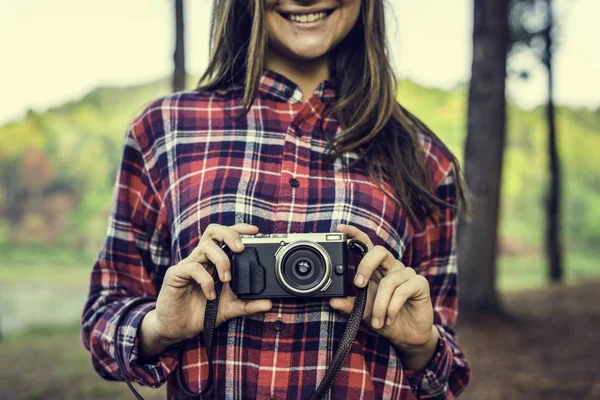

{"left": 272, "top": 103, "right": 311, "bottom": 233}
{"left": 259, "top": 313, "right": 293, "bottom": 400}
{"left": 273, "top": 320, "right": 286, "bottom": 332}
{"left": 288, "top": 102, "right": 313, "bottom": 139}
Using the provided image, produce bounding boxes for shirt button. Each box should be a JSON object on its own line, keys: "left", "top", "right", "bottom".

{"left": 296, "top": 129, "right": 303, "bottom": 137}
{"left": 273, "top": 320, "right": 286, "bottom": 331}
{"left": 289, "top": 178, "right": 300, "bottom": 188}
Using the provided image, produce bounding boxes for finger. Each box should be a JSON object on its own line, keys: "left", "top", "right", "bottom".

{"left": 230, "top": 223, "right": 260, "bottom": 234}
{"left": 331, "top": 280, "right": 377, "bottom": 322}
{"left": 240, "top": 299, "right": 273, "bottom": 315}
{"left": 166, "top": 262, "right": 216, "bottom": 300}
{"left": 387, "top": 274, "right": 430, "bottom": 326}
{"left": 361, "top": 280, "right": 377, "bottom": 323}
{"left": 370, "top": 268, "right": 415, "bottom": 328}
{"left": 200, "top": 239, "right": 233, "bottom": 282}
{"left": 203, "top": 223, "right": 259, "bottom": 253}
{"left": 183, "top": 223, "right": 258, "bottom": 263}
{"left": 336, "top": 224, "right": 374, "bottom": 249}
{"left": 329, "top": 296, "right": 355, "bottom": 314}
{"left": 225, "top": 298, "right": 273, "bottom": 320}
{"left": 354, "top": 246, "right": 401, "bottom": 287}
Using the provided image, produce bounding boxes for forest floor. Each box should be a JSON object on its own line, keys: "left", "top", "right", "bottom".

{"left": 458, "top": 279, "right": 600, "bottom": 400}
{"left": 0, "top": 280, "right": 599, "bottom": 399}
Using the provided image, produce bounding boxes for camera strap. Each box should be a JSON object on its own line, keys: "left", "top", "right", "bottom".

{"left": 311, "top": 284, "right": 368, "bottom": 400}
{"left": 116, "top": 240, "right": 368, "bottom": 400}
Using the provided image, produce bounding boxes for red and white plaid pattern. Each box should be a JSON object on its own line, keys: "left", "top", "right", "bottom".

{"left": 81, "top": 70, "right": 471, "bottom": 399}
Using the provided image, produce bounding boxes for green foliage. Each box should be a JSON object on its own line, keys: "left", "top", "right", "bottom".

{"left": 498, "top": 253, "right": 600, "bottom": 291}
{"left": 0, "top": 76, "right": 598, "bottom": 265}
{"left": 0, "top": 77, "right": 174, "bottom": 249}
{"left": 509, "top": 0, "right": 551, "bottom": 58}
{"left": 397, "top": 79, "right": 600, "bottom": 262}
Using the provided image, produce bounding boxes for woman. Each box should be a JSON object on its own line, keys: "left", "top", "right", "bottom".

{"left": 82, "top": 0, "right": 471, "bottom": 398}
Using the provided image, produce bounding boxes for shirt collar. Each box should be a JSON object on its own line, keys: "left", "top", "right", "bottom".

{"left": 259, "top": 69, "right": 337, "bottom": 104}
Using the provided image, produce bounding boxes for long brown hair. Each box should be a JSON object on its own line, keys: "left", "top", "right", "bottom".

{"left": 199, "top": 0, "right": 470, "bottom": 226}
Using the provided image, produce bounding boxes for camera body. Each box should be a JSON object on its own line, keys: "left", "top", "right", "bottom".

{"left": 228, "top": 233, "right": 365, "bottom": 299}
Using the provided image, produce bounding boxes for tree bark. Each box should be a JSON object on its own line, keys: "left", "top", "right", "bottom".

{"left": 543, "top": 0, "right": 563, "bottom": 283}
{"left": 173, "top": 0, "right": 186, "bottom": 92}
{"left": 458, "top": 0, "right": 509, "bottom": 314}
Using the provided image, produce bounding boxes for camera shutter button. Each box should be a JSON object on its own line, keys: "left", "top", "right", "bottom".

{"left": 273, "top": 320, "right": 286, "bottom": 332}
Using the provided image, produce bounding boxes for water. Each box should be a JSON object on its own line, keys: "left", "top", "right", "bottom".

{"left": 0, "top": 284, "right": 88, "bottom": 336}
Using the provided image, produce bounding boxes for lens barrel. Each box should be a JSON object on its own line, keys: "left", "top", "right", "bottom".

{"left": 275, "top": 241, "right": 332, "bottom": 295}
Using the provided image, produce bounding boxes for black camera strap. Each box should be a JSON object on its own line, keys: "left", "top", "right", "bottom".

{"left": 175, "top": 266, "right": 223, "bottom": 397}
{"left": 311, "top": 284, "right": 368, "bottom": 400}
{"left": 116, "top": 240, "right": 368, "bottom": 400}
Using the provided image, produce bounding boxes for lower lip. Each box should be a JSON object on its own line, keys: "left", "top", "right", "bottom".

{"left": 280, "top": 11, "right": 334, "bottom": 29}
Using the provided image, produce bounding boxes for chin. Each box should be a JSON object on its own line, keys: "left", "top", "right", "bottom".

{"left": 282, "top": 44, "right": 332, "bottom": 62}
{"left": 289, "top": 51, "right": 329, "bottom": 61}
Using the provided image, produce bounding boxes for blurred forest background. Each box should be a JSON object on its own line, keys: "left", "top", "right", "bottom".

{"left": 1, "top": 0, "right": 599, "bottom": 399}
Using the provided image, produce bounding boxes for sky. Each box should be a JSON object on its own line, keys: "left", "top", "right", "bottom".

{"left": 0, "top": 0, "right": 598, "bottom": 125}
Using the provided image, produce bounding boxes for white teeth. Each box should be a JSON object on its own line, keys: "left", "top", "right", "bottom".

{"left": 288, "top": 12, "right": 327, "bottom": 23}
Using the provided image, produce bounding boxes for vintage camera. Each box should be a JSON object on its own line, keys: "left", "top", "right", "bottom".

{"left": 227, "top": 233, "right": 366, "bottom": 299}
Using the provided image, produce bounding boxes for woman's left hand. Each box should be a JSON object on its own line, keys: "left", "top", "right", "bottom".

{"left": 330, "top": 224, "right": 438, "bottom": 353}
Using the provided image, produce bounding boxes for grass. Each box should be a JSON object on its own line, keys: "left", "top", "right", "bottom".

{"left": 0, "top": 244, "right": 94, "bottom": 287}
{"left": 0, "top": 245, "right": 95, "bottom": 336}
{"left": 497, "top": 252, "right": 599, "bottom": 291}
{"left": 0, "top": 243, "right": 93, "bottom": 265}
{"left": 0, "top": 324, "right": 165, "bottom": 399}
{"left": 0, "top": 263, "right": 90, "bottom": 287}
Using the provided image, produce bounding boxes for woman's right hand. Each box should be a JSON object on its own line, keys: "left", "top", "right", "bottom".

{"left": 139, "top": 223, "right": 272, "bottom": 358}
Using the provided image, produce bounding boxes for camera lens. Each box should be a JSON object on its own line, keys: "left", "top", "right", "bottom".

{"left": 295, "top": 260, "right": 312, "bottom": 276}
{"left": 275, "top": 241, "right": 332, "bottom": 295}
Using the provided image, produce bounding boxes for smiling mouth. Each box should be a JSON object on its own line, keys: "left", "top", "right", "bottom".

{"left": 279, "top": 9, "right": 335, "bottom": 23}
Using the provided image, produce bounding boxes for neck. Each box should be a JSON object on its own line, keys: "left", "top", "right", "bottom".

{"left": 265, "top": 49, "right": 331, "bottom": 101}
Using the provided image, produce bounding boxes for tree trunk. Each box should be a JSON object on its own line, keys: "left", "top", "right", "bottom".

{"left": 543, "top": 0, "right": 563, "bottom": 283}
{"left": 173, "top": 0, "right": 186, "bottom": 92}
{"left": 458, "top": 0, "right": 509, "bottom": 314}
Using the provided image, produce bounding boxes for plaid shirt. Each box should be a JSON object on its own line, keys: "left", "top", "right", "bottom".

{"left": 81, "top": 70, "right": 470, "bottom": 399}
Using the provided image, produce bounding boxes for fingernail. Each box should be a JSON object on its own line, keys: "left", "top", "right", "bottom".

{"left": 223, "top": 271, "right": 231, "bottom": 282}
{"left": 371, "top": 317, "right": 380, "bottom": 329}
{"left": 355, "top": 274, "right": 365, "bottom": 287}
{"left": 235, "top": 239, "right": 244, "bottom": 249}
{"left": 209, "top": 290, "right": 216, "bottom": 300}
{"left": 386, "top": 317, "right": 392, "bottom": 326}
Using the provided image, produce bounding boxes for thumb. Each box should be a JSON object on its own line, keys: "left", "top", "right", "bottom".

{"left": 226, "top": 299, "right": 273, "bottom": 320}
{"left": 329, "top": 297, "right": 355, "bottom": 314}
{"left": 242, "top": 299, "right": 273, "bottom": 315}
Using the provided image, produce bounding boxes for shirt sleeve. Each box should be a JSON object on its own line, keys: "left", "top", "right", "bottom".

{"left": 403, "top": 166, "right": 472, "bottom": 399}
{"left": 80, "top": 108, "right": 180, "bottom": 388}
